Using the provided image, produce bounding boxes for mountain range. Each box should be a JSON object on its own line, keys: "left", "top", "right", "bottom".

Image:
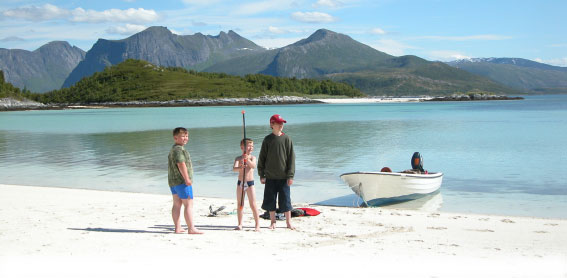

{"left": 0, "top": 41, "right": 85, "bottom": 93}
{"left": 203, "top": 29, "right": 516, "bottom": 95}
{"left": 446, "top": 58, "right": 567, "bottom": 93}
{"left": 1, "top": 26, "right": 566, "bottom": 96}
{"left": 62, "top": 26, "right": 264, "bottom": 89}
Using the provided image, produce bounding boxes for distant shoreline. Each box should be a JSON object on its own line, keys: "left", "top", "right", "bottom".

{"left": 1, "top": 94, "right": 524, "bottom": 111}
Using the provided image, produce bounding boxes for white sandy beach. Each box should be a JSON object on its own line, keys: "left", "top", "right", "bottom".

{"left": 1, "top": 184, "right": 566, "bottom": 277}
{"left": 314, "top": 97, "right": 430, "bottom": 103}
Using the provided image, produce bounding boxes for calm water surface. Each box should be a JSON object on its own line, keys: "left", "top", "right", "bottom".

{"left": 1, "top": 95, "right": 566, "bottom": 218}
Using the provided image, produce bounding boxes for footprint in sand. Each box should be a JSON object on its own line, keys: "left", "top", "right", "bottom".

{"left": 427, "top": 226, "right": 448, "bottom": 230}
{"left": 534, "top": 231, "right": 548, "bottom": 233}
{"left": 501, "top": 219, "right": 515, "bottom": 224}
{"left": 479, "top": 218, "right": 490, "bottom": 221}
{"left": 544, "top": 223, "right": 558, "bottom": 226}
{"left": 468, "top": 229, "right": 494, "bottom": 232}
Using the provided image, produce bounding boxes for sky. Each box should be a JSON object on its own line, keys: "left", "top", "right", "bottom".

{"left": 1, "top": 0, "right": 566, "bottom": 66}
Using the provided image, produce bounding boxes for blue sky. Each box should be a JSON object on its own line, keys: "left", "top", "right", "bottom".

{"left": 1, "top": 0, "right": 566, "bottom": 66}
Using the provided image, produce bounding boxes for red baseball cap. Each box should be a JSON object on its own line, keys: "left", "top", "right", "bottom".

{"left": 270, "top": 114, "right": 287, "bottom": 124}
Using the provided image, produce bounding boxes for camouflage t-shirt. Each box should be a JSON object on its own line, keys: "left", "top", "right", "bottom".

{"left": 168, "top": 144, "right": 193, "bottom": 187}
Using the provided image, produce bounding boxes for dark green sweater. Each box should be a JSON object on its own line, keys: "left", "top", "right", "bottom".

{"left": 257, "top": 133, "right": 295, "bottom": 179}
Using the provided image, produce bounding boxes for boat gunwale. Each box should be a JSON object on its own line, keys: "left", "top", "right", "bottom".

{"left": 340, "top": 171, "right": 443, "bottom": 179}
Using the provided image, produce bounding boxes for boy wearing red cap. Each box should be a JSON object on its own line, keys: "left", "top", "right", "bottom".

{"left": 258, "top": 114, "right": 296, "bottom": 230}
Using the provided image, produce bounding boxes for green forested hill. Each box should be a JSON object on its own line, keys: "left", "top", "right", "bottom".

{"left": 328, "top": 57, "right": 519, "bottom": 95}
{"left": 31, "top": 59, "right": 363, "bottom": 104}
{"left": 0, "top": 70, "right": 30, "bottom": 100}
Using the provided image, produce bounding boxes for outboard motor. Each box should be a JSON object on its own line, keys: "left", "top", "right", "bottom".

{"left": 411, "top": 152, "right": 424, "bottom": 173}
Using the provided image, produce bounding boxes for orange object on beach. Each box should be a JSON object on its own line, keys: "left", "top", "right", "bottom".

{"left": 380, "top": 167, "right": 392, "bottom": 172}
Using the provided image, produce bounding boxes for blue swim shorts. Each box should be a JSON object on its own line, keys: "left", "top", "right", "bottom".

{"left": 237, "top": 180, "right": 255, "bottom": 188}
{"left": 170, "top": 184, "right": 194, "bottom": 199}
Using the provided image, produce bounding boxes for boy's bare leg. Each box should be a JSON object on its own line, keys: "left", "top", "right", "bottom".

{"left": 247, "top": 187, "right": 260, "bottom": 231}
{"left": 235, "top": 186, "right": 244, "bottom": 230}
{"left": 182, "top": 199, "right": 203, "bottom": 234}
{"left": 268, "top": 211, "right": 276, "bottom": 229}
{"left": 284, "top": 211, "right": 295, "bottom": 230}
{"left": 172, "top": 194, "right": 186, "bottom": 233}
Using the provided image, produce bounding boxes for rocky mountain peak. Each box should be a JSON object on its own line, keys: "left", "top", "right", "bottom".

{"left": 291, "top": 29, "right": 347, "bottom": 47}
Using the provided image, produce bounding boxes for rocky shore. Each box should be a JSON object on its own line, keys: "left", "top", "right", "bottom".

{"left": 1, "top": 94, "right": 525, "bottom": 111}
{"left": 95, "top": 95, "right": 321, "bottom": 107}
{"left": 0, "top": 97, "right": 45, "bottom": 111}
{"left": 0, "top": 95, "right": 321, "bottom": 111}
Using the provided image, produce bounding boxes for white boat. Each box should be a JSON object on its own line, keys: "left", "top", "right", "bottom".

{"left": 340, "top": 171, "right": 443, "bottom": 206}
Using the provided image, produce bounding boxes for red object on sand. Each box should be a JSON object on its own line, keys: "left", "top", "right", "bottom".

{"left": 380, "top": 167, "right": 392, "bottom": 172}
{"left": 297, "top": 208, "right": 321, "bottom": 216}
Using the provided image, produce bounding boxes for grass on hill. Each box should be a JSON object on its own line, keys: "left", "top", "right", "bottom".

{"left": 30, "top": 59, "right": 364, "bottom": 104}
{"left": 0, "top": 70, "right": 33, "bottom": 100}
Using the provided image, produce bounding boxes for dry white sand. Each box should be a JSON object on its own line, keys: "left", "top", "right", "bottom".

{"left": 1, "top": 184, "right": 566, "bottom": 277}
{"left": 314, "top": 97, "right": 431, "bottom": 103}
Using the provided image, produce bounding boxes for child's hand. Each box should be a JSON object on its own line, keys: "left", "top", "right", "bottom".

{"left": 261, "top": 178, "right": 266, "bottom": 184}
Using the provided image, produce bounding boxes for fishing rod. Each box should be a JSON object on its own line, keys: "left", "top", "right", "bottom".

{"left": 240, "top": 110, "right": 247, "bottom": 209}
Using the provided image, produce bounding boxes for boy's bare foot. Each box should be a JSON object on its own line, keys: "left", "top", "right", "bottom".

{"left": 234, "top": 225, "right": 243, "bottom": 230}
{"left": 188, "top": 228, "right": 204, "bottom": 234}
{"left": 254, "top": 226, "right": 261, "bottom": 232}
{"left": 174, "top": 228, "right": 186, "bottom": 234}
{"left": 287, "top": 225, "right": 296, "bottom": 230}
{"left": 268, "top": 222, "right": 276, "bottom": 230}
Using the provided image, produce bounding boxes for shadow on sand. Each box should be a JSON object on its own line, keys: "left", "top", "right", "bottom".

{"left": 68, "top": 224, "right": 239, "bottom": 234}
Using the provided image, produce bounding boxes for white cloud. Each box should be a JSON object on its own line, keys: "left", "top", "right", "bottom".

{"left": 291, "top": 11, "right": 337, "bottom": 23}
{"left": 182, "top": 0, "right": 222, "bottom": 5}
{"left": 106, "top": 24, "right": 147, "bottom": 35}
{"left": 417, "top": 34, "right": 512, "bottom": 41}
{"left": 233, "top": 0, "right": 292, "bottom": 15}
{"left": 70, "top": 8, "right": 159, "bottom": 23}
{"left": 169, "top": 28, "right": 187, "bottom": 35}
{"left": 1, "top": 4, "right": 159, "bottom": 24}
{"left": 268, "top": 26, "right": 287, "bottom": 34}
{"left": 534, "top": 57, "right": 567, "bottom": 67}
{"left": 370, "top": 28, "right": 386, "bottom": 35}
{"left": 1, "top": 36, "right": 25, "bottom": 42}
{"left": 1, "top": 4, "right": 70, "bottom": 22}
{"left": 314, "top": 0, "right": 343, "bottom": 8}
{"left": 428, "top": 50, "right": 471, "bottom": 61}
{"left": 191, "top": 20, "right": 208, "bottom": 27}
{"left": 369, "top": 39, "right": 414, "bottom": 56}
{"left": 253, "top": 36, "right": 304, "bottom": 49}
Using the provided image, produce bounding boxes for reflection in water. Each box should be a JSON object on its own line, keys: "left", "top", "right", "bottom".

{"left": 1, "top": 97, "right": 566, "bottom": 220}
{"left": 0, "top": 119, "right": 441, "bottom": 202}
{"left": 315, "top": 191, "right": 443, "bottom": 212}
{"left": 382, "top": 191, "right": 443, "bottom": 212}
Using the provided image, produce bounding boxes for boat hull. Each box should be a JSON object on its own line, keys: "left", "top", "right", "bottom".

{"left": 340, "top": 172, "right": 443, "bottom": 206}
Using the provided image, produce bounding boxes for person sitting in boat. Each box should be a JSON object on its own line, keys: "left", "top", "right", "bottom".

{"left": 402, "top": 152, "right": 427, "bottom": 174}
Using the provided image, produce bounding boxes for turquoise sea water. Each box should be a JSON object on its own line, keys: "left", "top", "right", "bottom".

{"left": 1, "top": 95, "right": 566, "bottom": 218}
